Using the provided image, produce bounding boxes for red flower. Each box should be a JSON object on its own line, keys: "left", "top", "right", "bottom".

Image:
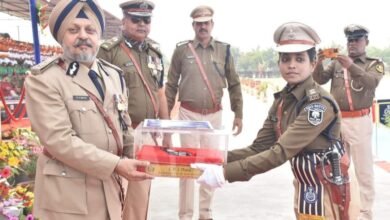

{"left": 1, "top": 166, "right": 12, "bottom": 178}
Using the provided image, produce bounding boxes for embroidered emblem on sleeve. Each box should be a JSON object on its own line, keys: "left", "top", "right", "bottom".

{"left": 304, "top": 186, "right": 318, "bottom": 204}
{"left": 304, "top": 103, "right": 327, "bottom": 126}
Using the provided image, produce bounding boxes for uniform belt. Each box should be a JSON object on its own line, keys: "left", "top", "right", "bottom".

{"left": 180, "top": 101, "right": 222, "bottom": 115}
{"left": 341, "top": 108, "right": 370, "bottom": 118}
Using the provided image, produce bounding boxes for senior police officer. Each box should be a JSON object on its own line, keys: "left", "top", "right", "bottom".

{"left": 165, "top": 5, "right": 243, "bottom": 220}
{"left": 193, "top": 22, "right": 352, "bottom": 220}
{"left": 24, "top": 0, "right": 153, "bottom": 219}
{"left": 97, "top": 1, "right": 169, "bottom": 219}
{"left": 313, "top": 24, "right": 384, "bottom": 220}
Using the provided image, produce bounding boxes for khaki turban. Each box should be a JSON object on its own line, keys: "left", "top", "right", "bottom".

{"left": 48, "top": 0, "right": 105, "bottom": 44}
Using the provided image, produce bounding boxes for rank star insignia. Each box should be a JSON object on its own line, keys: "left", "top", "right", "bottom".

{"left": 304, "top": 103, "right": 327, "bottom": 126}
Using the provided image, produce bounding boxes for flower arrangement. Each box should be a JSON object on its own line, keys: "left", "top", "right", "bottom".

{"left": 0, "top": 127, "right": 42, "bottom": 219}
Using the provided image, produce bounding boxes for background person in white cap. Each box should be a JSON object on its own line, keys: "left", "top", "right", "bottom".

{"left": 192, "top": 22, "right": 353, "bottom": 220}
{"left": 313, "top": 24, "right": 384, "bottom": 220}
{"left": 25, "top": 0, "right": 153, "bottom": 219}
{"left": 165, "top": 5, "right": 243, "bottom": 220}
{"left": 97, "top": 1, "right": 170, "bottom": 219}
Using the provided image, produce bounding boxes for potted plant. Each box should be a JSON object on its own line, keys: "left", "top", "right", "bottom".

{"left": 0, "top": 127, "right": 41, "bottom": 219}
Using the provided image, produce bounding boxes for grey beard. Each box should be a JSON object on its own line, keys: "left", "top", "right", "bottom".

{"left": 62, "top": 45, "right": 97, "bottom": 64}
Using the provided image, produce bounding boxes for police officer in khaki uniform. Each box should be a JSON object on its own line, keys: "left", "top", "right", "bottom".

{"left": 193, "top": 22, "right": 352, "bottom": 220}
{"left": 313, "top": 24, "right": 384, "bottom": 220}
{"left": 25, "top": 1, "right": 153, "bottom": 219}
{"left": 165, "top": 5, "right": 243, "bottom": 220}
{"left": 97, "top": 1, "right": 169, "bottom": 219}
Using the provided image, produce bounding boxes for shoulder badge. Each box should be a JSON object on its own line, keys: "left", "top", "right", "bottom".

{"left": 306, "top": 88, "right": 321, "bottom": 101}
{"left": 176, "top": 40, "right": 190, "bottom": 47}
{"left": 375, "top": 63, "right": 384, "bottom": 74}
{"left": 30, "top": 56, "right": 61, "bottom": 75}
{"left": 304, "top": 103, "right": 327, "bottom": 126}
{"left": 366, "top": 57, "right": 384, "bottom": 74}
{"left": 100, "top": 37, "right": 120, "bottom": 51}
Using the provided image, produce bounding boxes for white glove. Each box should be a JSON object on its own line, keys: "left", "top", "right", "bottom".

{"left": 191, "top": 163, "right": 225, "bottom": 188}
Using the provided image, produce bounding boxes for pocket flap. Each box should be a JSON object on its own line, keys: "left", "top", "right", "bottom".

{"left": 43, "top": 161, "right": 85, "bottom": 178}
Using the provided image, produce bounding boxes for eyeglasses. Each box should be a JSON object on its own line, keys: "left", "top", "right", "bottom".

{"left": 128, "top": 16, "right": 151, "bottom": 25}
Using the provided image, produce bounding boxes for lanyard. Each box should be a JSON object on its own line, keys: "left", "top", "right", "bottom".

{"left": 188, "top": 43, "right": 218, "bottom": 108}
{"left": 120, "top": 42, "right": 159, "bottom": 118}
{"left": 343, "top": 68, "right": 354, "bottom": 111}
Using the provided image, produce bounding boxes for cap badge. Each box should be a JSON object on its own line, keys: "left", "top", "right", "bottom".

{"left": 140, "top": 2, "right": 148, "bottom": 9}
{"left": 287, "top": 27, "right": 296, "bottom": 40}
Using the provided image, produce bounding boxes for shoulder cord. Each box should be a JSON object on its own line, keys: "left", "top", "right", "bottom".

{"left": 85, "top": 90, "right": 123, "bottom": 157}
{"left": 342, "top": 68, "right": 354, "bottom": 111}
{"left": 188, "top": 43, "right": 218, "bottom": 108}
{"left": 120, "top": 42, "right": 158, "bottom": 118}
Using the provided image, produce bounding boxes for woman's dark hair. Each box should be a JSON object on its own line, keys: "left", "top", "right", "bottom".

{"left": 307, "top": 47, "right": 316, "bottom": 62}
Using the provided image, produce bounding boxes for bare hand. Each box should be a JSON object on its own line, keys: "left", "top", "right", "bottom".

{"left": 232, "top": 118, "right": 243, "bottom": 136}
{"left": 115, "top": 158, "right": 154, "bottom": 181}
{"left": 336, "top": 55, "right": 353, "bottom": 69}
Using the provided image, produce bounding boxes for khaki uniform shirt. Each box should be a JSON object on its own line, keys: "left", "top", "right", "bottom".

{"left": 225, "top": 76, "right": 340, "bottom": 182}
{"left": 165, "top": 38, "right": 243, "bottom": 118}
{"left": 313, "top": 54, "right": 384, "bottom": 110}
{"left": 25, "top": 56, "right": 132, "bottom": 220}
{"left": 98, "top": 36, "right": 164, "bottom": 124}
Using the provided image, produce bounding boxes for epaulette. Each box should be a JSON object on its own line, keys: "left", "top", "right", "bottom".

{"left": 146, "top": 38, "right": 162, "bottom": 58}
{"left": 100, "top": 37, "right": 120, "bottom": 51}
{"left": 145, "top": 37, "right": 160, "bottom": 48}
{"left": 366, "top": 57, "right": 384, "bottom": 74}
{"left": 306, "top": 88, "right": 321, "bottom": 102}
{"left": 30, "top": 56, "right": 61, "bottom": 75}
{"left": 366, "top": 56, "right": 382, "bottom": 62}
{"left": 98, "top": 58, "right": 123, "bottom": 74}
{"left": 214, "top": 40, "right": 229, "bottom": 46}
{"left": 176, "top": 40, "right": 190, "bottom": 47}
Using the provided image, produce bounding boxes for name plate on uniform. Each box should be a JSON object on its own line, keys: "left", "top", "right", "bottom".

{"left": 136, "top": 145, "right": 224, "bottom": 178}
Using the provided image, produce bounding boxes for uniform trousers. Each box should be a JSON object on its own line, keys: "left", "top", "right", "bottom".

{"left": 178, "top": 107, "right": 222, "bottom": 220}
{"left": 341, "top": 114, "right": 374, "bottom": 220}
{"left": 122, "top": 134, "right": 156, "bottom": 220}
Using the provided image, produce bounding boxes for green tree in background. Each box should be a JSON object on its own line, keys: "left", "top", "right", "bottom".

{"left": 233, "top": 45, "right": 390, "bottom": 77}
